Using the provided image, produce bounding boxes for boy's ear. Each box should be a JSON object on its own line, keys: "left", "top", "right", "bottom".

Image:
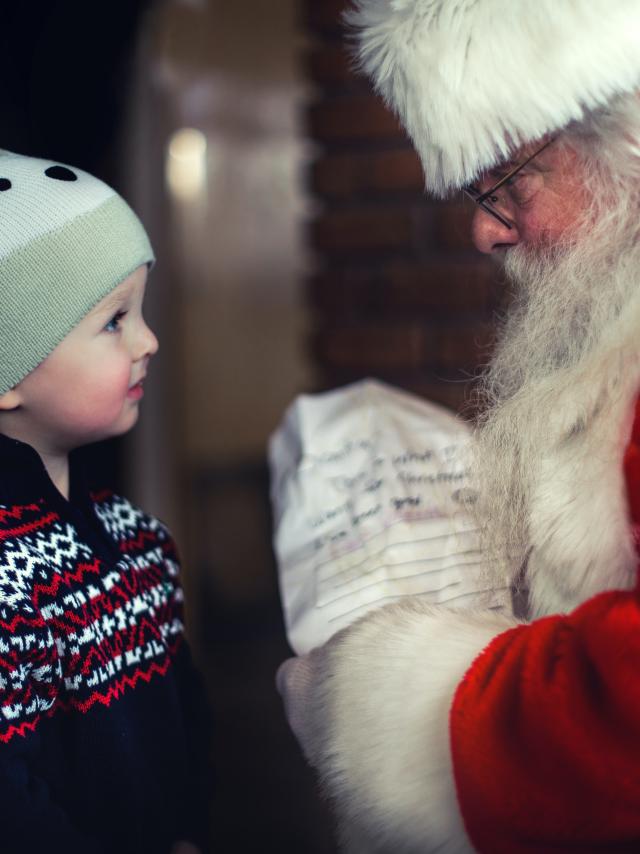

{"left": 0, "top": 388, "right": 22, "bottom": 410}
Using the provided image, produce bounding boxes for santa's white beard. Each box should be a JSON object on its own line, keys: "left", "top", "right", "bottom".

{"left": 473, "top": 198, "right": 640, "bottom": 598}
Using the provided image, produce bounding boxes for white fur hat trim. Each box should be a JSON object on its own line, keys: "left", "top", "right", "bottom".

{"left": 346, "top": 0, "right": 640, "bottom": 195}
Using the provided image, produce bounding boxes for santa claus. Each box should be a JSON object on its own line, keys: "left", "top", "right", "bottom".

{"left": 277, "top": 1, "right": 640, "bottom": 851}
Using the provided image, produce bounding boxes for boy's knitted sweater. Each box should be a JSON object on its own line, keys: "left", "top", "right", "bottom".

{"left": 0, "top": 434, "right": 211, "bottom": 854}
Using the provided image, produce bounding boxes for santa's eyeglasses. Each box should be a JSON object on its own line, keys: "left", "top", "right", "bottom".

{"left": 463, "top": 137, "right": 556, "bottom": 229}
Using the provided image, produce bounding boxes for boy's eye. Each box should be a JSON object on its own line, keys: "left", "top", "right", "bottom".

{"left": 104, "top": 311, "right": 127, "bottom": 333}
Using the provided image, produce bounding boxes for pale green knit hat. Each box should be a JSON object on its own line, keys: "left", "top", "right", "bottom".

{"left": 0, "top": 148, "right": 155, "bottom": 395}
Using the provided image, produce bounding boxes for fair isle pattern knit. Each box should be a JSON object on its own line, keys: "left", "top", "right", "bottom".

{"left": 0, "top": 491, "right": 184, "bottom": 743}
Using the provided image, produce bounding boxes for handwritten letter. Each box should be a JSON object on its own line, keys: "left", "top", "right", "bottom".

{"left": 269, "top": 379, "right": 509, "bottom": 654}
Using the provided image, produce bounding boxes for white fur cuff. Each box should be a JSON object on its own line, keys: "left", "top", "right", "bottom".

{"left": 311, "top": 600, "right": 518, "bottom": 852}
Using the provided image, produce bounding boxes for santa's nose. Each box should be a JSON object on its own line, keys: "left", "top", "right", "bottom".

{"left": 471, "top": 206, "right": 520, "bottom": 254}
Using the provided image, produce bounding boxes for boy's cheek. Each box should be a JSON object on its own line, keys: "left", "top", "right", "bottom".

{"left": 59, "top": 369, "right": 133, "bottom": 426}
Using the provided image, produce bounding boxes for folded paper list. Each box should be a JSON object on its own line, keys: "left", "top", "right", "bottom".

{"left": 269, "top": 379, "right": 510, "bottom": 654}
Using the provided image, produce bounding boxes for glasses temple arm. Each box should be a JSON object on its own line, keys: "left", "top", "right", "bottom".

{"left": 476, "top": 137, "right": 556, "bottom": 203}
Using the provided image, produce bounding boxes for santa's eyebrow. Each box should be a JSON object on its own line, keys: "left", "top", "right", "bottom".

{"left": 492, "top": 154, "right": 540, "bottom": 174}
{"left": 489, "top": 156, "right": 546, "bottom": 185}
{"left": 488, "top": 164, "right": 515, "bottom": 179}
{"left": 494, "top": 157, "right": 518, "bottom": 172}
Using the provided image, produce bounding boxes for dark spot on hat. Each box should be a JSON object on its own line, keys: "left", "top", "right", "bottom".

{"left": 0, "top": 178, "right": 11, "bottom": 191}
{"left": 44, "top": 165, "right": 77, "bottom": 182}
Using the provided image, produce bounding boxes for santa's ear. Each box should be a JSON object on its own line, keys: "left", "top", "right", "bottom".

{"left": 0, "top": 388, "right": 22, "bottom": 410}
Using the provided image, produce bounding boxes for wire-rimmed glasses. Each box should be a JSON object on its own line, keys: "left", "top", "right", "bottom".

{"left": 463, "top": 138, "right": 556, "bottom": 230}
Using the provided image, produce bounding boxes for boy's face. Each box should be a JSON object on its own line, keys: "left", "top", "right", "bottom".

{"left": 2, "top": 264, "right": 158, "bottom": 453}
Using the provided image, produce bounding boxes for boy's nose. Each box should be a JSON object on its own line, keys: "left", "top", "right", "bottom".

{"left": 144, "top": 325, "right": 159, "bottom": 358}
{"left": 134, "top": 321, "right": 159, "bottom": 361}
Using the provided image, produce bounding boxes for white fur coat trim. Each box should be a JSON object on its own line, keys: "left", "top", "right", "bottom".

{"left": 308, "top": 599, "right": 518, "bottom": 852}
{"left": 346, "top": 0, "right": 640, "bottom": 195}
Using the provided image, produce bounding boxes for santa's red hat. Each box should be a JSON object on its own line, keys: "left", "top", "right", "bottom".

{"left": 346, "top": 0, "right": 640, "bottom": 195}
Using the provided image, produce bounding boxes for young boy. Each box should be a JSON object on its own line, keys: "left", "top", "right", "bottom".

{"left": 0, "top": 149, "right": 210, "bottom": 853}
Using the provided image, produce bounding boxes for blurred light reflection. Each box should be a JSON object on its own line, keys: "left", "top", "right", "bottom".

{"left": 166, "top": 127, "right": 208, "bottom": 199}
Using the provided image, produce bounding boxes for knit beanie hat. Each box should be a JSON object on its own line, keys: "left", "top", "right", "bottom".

{"left": 346, "top": 0, "right": 640, "bottom": 196}
{"left": 0, "top": 148, "right": 155, "bottom": 395}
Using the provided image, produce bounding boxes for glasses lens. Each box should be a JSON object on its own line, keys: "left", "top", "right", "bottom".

{"left": 463, "top": 187, "right": 512, "bottom": 229}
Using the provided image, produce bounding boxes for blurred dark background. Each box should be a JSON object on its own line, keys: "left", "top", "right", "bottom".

{"left": 1, "top": 1, "right": 502, "bottom": 850}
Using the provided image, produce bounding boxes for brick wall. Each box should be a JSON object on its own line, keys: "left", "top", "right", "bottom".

{"left": 302, "top": 0, "right": 504, "bottom": 413}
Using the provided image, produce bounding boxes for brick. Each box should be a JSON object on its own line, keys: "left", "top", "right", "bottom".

{"left": 309, "top": 95, "right": 404, "bottom": 142}
{"left": 386, "top": 262, "right": 500, "bottom": 312}
{"left": 305, "top": 44, "right": 358, "bottom": 88}
{"left": 309, "top": 269, "right": 382, "bottom": 315}
{"left": 314, "top": 320, "right": 495, "bottom": 373}
{"left": 300, "top": 0, "right": 502, "bottom": 403}
{"left": 434, "top": 202, "right": 477, "bottom": 251}
{"left": 316, "top": 323, "right": 429, "bottom": 370}
{"left": 433, "top": 322, "right": 496, "bottom": 370}
{"left": 302, "top": 0, "right": 349, "bottom": 32}
{"left": 309, "top": 262, "right": 500, "bottom": 316}
{"left": 312, "top": 148, "right": 424, "bottom": 197}
{"left": 400, "top": 379, "right": 474, "bottom": 415}
{"left": 312, "top": 208, "right": 415, "bottom": 253}
{"left": 315, "top": 371, "right": 474, "bottom": 414}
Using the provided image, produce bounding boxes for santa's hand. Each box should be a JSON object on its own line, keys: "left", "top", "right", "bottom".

{"left": 276, "top": 640, "right": 336, "bottom": 766}
{"left": 276, "top": 600, "right": 516, "bottom": 852}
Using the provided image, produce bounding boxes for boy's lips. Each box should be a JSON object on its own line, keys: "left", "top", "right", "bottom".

{"left": 128, "top": 373, "right": 146, "bottom": 389}
{"left": 127, "top": 375, "right": 146, "bottom": 399}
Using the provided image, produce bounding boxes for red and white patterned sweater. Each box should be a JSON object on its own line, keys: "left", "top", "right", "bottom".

{"left": 0, "top": 433, "right": 210, "bottom": 854}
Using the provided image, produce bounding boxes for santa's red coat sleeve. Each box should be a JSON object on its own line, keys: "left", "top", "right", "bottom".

{"left": 450, "top": 398, "right": 640, "bottom": 852}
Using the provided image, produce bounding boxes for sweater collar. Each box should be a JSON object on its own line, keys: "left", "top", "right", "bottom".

{"left": 0, "top": 432, "right": 91, "bottom": 509}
